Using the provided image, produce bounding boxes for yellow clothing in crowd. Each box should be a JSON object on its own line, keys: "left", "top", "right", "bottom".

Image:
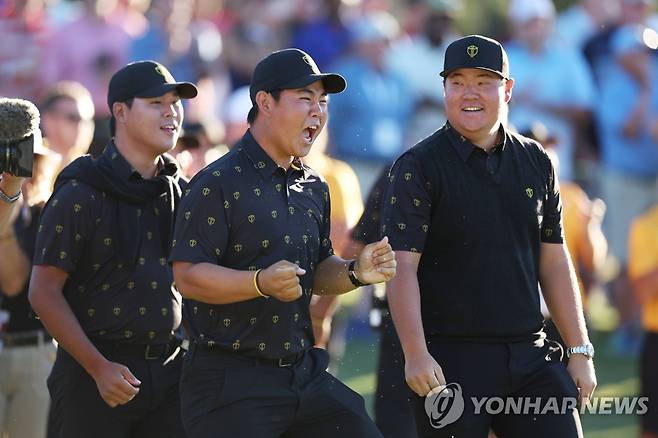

{"left": 629, "top": 205, "right": 658, "bottom": 332}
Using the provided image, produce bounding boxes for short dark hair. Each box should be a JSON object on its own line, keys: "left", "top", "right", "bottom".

{"left": 110, "top": 97, "right": 134, "bottom": 136}
{"left": 247, "top": 89, "right": 282, "bottom": 124}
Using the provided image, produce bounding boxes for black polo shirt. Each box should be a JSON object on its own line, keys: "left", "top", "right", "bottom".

{"left": 383, "top": 123, "right": 563, "bottom": 341}
{"left": 351, "top": 165, "right": 391, "bottom": 246}
{"left": 33, "top": 143, "right": 182, "bottom": 345}
{"left": 1, "top": 204, "right": 44, "bottom": 333}
{"left": 170, "top": 130, "right": 333, "bottom": 360}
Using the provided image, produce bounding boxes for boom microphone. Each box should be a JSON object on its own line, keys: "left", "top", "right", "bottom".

{"left": 0, "top": 98, "right": 42, "bottom": 177}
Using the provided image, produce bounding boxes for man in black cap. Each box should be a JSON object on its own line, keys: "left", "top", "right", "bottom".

{"left": 171, "top": 48, "right": 395, "bottom": 438}
{"left": 29, "top": 60, "right": 197, "bottom": 438}
{"left": 383, "top": 35, "right": 597, "bottom": 437}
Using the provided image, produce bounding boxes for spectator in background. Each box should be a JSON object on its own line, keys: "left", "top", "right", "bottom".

{"left": 629, "top": 204, "right": 658, "bottom": 438}
{"left": 506, "top": 0, "right": 595, "bottom": 182}
{"left": 0, "top": 0, "right": 51, "bottom": 101}
{"left": 290, "top": 0, "right": 352, "bottom": 70}
{"left": 554, "top": 0, "right": 619, "bottom": 50}
{"left": 593, "top": 0, "right": 658, "bottom": 355}
{"left": 387, "top": 0, "right": 462, "bottom": 143}
{"left": 173, "top": 121, "right": 228, "bottom": 179}
{"left": 222, "top": 0, "right": 293, "bottom": 89}
{"left": 329, "top": 11, "right": 413, "bottom": 197}
{"left": 40, "top": 81, "right": 95, "bottom": 172}
{"left": 0, "top": 143, "right": 60, "bottom": 438}
{"left": 222, "top": 85, "right": 251, "bottom": 146}
{"left": 42, "top": 0, "right": 133, "bottom": 155}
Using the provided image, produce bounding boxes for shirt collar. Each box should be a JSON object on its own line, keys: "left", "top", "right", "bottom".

{"left": 103, "top": 141, "right": 170, "bottom": 181}
{"left": 445, "top": 122, "right": 507, "bottom": 162}
{"left": 239, "top": 129, "right": 308, "bottom": 180}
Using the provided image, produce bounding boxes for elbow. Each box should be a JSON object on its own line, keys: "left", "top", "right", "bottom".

{"left": 172, "top": 262, "right": 197, "bottom": 299}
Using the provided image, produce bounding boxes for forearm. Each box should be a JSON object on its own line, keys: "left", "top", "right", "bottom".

{"left": 540, "top": 244, "right": 590, "bottom": 346}
{"left": 387, "top": 268, "right": 428, "bottom": 358}
{"left": 173, "top": 261, "right": 261, "bottom": 304}
{"left": 0, "top": 178, "right": 22, "bottom": 234}
{"left": 28, "top": 267, "right": 107, "bottom": 377}
{"left": 312, "top": 255, "right": 355, "bottom": 296}
{"left": 632, "top": 269, "right": 658, "bottom": 303}
{"left": 0, "top": 230, "right": 30, "bottom": 296}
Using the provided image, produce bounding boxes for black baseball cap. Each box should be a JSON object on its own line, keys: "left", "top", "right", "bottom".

{"left": 107, "top": 60, "right": 198, "bottom": 111}
{"left": 440, "top": 35, "right": 510, "bottom": 79}
{"left": 248, "top": 48, "right": 346, "bottom": 113}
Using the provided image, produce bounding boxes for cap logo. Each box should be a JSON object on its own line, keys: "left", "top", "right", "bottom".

{"left": 467, "top": 45, "right": 478, "bottom": 58}
{"left": 154, "top": 64, "right": 175, "bottom": 83}
{"left": 302, "top": 54, "right": 320, "bottom": 74}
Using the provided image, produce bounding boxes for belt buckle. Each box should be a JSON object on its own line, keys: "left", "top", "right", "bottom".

{"left": 277, "top": 357, "right": 292, "bottom": 367}
{"left": 144, "top": 344, "right": 161, "bottom": 360}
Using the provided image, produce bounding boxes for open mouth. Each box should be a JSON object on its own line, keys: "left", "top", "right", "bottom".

{"left": 303, "top": 126, "right": 319, "bottom": 143}
{"left": 462, "top": 106, "right": 483, "bottom": 112}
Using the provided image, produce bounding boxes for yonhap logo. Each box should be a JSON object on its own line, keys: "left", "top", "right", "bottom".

{"left": 425, "top": 383, "right": 465, "bottom": 429}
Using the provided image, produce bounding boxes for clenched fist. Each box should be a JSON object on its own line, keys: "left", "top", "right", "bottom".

{"left": 258, "top": 260, "right": 306, "bottom": 302}
{"left": 355, "top": 236, "right": 397, "bottom": 285}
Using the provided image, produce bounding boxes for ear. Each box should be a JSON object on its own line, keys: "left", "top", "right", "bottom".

{"left": 255, "top": 90, "right": 272, "bottom": 117}
{"left": 112, "top": 101, "right": 128, "bottom": 125}
{"left": 503, "top": 78, "right": 514, "bottom": 103}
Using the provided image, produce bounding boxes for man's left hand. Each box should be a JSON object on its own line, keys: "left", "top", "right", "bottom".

{"left": 355, "top": 236, "right": 396, "bottom": 285}
{"left": 567, "top": 355, "right": 597, "bottom": 406}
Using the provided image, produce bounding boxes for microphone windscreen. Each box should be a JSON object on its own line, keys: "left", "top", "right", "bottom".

{"left": 0, "top": 98, "right": 41, "bottom": 144}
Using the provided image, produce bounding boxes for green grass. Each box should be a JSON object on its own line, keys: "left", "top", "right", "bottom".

{"left": 335, "top": 330, "right": 640, "bottom": 437}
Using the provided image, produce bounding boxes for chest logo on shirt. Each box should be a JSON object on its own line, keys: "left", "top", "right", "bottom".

{"left": 254, "top": 188, "right": 261, "bottom": 196}
{"left": 467, "top": 45, "right": 478, "bottom": 58}
{"left": 248, "top": 214, "right": 256, "bottom": 223}
{"left": 526, "top": 187, "right": 534, "bottom": 198}
{"left": 289, "top": 175, "right": 317, "bottom": 193}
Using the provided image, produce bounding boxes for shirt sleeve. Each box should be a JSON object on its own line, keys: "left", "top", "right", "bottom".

{"left": 33, "top": 182, "right": 98, "bottom": 273}
{"left": 382, "top": 153, "right": 432, "bottom": 253}
{"left": 169, "top": 173, "right": 229, "bottom": 265}
{"left": 540, "top": 150, "right": 565, "bottom": 244}
{"left": 351, "top": 165, "right": 390, "bottom": 245}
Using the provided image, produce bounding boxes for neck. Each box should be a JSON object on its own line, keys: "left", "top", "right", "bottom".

{"left": 457, "top": 124, "right": 502, "bottom": 152}
{"left": 249, "top": 123, "right": 293, "bottom": 169}
{"left": 113, "top": 134, "right": 160, "bottom": 178}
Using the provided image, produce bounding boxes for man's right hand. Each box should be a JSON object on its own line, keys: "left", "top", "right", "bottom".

{"left": 258, "top": 260, "right": 306, "bottom": 302}
{"left": 91, "top": 359, "right": 141, "bottom": 408}
{"left": 405, "top": 350, "right": 446, "bottom": 397}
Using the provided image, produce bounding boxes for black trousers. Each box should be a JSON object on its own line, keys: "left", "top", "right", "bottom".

{"left": 374, "top": 312, "right": 418, "bottom": 437}
{"left": 412, "top": 338, "right": 583, "bottom": 438}
{"left": 641, "top": 331, "right": 658, "bottom": 434}
{"left": 180, "top": 345, "right": 383, "bottom": 438}
{"left": 48, "top": 343, "right": 185, "bottom": 438}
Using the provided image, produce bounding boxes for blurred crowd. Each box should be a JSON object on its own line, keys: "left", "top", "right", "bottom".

{"left": 1, "top": 0, "right": 658, "bottom": 435}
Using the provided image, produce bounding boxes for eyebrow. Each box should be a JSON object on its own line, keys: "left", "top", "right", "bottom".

{"left": 298, "top": 88, "right": 328, "bottom": 97}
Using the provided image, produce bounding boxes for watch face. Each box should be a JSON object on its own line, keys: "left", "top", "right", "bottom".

{"left": 586, "top": 344, "right": 595, "bottom": 358}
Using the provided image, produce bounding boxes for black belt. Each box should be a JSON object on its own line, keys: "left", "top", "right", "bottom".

{"left": 1, "top": 330, "right": 52, "bottom": 348}
{"left": 93, "top": 339, "right": 179, "bottom": 361}
{"left": 194, "top": 341, "right": 304, "bottom": 368}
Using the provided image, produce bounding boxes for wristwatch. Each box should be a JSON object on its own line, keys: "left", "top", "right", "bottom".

{"left": 348, "top": 260, "right": 368, "bottom": 288}
{"left": 566, "top": 343, "right": 595, "bottom": 359}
